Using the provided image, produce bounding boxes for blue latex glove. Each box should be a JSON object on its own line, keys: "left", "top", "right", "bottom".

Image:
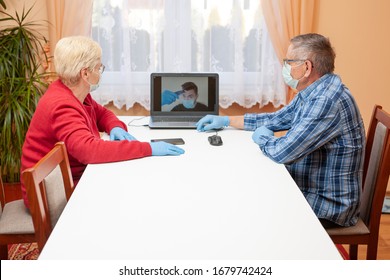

{"left": 252, "top": 126, "right": 274, "bottom": 144}
{"left": 196, "top": 115, "right": 230, "bottom": 131}
{"left": 150, "top": 141, "right": 185, "bottom": 156}
{"left": 110, "top": 127, "right": 137, "bottom": 141}
{"left": 162, "top": 90, "right": 179, "bottom": 106}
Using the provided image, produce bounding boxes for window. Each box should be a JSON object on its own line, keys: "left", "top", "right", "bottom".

{"left": 92, "top": 0, "right": 286, "bottom": 110}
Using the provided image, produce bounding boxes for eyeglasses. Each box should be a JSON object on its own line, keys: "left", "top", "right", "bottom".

{"left": 98, "top": 64, "right": 105, "bottom": 74}
{"left": 89, "top": 64, "right": 105, "bottom": 75}
{"left": 283, "top": 59, "right": 306, "bottom": 67}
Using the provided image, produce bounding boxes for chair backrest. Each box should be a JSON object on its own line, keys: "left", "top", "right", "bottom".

{"left": 22, "top": 142, "right": 74, "bottom": 251}
{"left": 360, "top": 105, "right": 390, "bottom": 228}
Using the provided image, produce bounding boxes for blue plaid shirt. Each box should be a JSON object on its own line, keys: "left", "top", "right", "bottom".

{"left": 244, "top": 74, "right": 365, "bottom": 226}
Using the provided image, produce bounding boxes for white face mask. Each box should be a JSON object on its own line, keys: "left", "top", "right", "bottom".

{"left": 282, "top": 63, "right": 306, "bottom": 89}
{"left": 87, "top": 65, "right": 104, "bottom": 92}
{"left": 88, "top": 80, "right": 100, "bottom": 92}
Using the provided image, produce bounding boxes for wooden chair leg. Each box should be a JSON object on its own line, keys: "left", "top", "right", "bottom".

{"left": 0, "top": 244, "right": 9, "bottom": 260}
{"left": 366, "top": 244, "right": 378, "bottom": 260}
{"left": 349, "top": 245, "right": 358, "bottom": 260}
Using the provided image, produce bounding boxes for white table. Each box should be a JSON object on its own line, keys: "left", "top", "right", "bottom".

{"left": 39, "top": 117, "right": 341, "bottom": 260}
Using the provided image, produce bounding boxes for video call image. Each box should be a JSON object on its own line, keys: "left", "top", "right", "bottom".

{"left": 159, "top": 77, "right": 210, "bottom": 112}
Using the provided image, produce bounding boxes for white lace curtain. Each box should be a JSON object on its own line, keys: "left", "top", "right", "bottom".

{"left": 92, "top": 0, "right": 286, "bottom": 110}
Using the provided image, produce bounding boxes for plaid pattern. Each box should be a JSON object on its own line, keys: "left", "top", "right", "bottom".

{"left": 245, "top": 74, "right": 365, "bottom": 226}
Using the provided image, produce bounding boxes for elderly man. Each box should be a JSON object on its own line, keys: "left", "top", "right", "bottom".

{"left": 196, "top": 33, "right": 365, "bottom": 228}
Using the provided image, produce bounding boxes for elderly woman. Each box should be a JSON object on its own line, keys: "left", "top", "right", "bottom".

{"left": 21, "top": 36, "right": 184, "bottom": 208}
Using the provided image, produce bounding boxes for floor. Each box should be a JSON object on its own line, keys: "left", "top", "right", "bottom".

{"left": 4, "top": 183, "right": 390, "bottom": 260}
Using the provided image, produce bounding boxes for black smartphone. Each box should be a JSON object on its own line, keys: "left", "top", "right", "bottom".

{"left": 150, "top": 138, "right": 185, "bottom": 145}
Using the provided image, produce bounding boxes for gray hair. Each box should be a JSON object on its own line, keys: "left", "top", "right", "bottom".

{"left": 54, "top": 36, "right": 102, "bottom": 87}
{"left": 290, "top": 33, "right": 336, "bottom": 76}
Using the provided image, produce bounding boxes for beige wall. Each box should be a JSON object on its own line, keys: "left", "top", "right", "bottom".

{"left": 315, "top": 0, "right": 390, "bottom": 129}
{"left": 315, "top": 0, "right": 390, "bottom": 193}
{"left": 1, "top": 0, "right": 49, "bottom": 38}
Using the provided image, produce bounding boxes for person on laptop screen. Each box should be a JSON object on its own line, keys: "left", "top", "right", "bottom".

{"left": 162, "top": 82, "right": 208, "bottom": 111}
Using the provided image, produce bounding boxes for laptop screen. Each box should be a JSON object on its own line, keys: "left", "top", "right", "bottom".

{"left": 150, "top": 73, "right": 219, "bottom": 117}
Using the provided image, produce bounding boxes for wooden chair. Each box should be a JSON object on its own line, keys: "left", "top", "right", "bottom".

{"left": 22, "top": 142, "right": 74, "bottom": 252}
{"left": 0, "top": 171, "right": 36, "bottom": 259}
{"left": 326, "top": 105, "right": 390, "bottom": 259}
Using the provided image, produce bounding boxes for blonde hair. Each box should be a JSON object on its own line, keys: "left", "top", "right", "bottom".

{"left": 54, "top": 36, "right": 102, "bottom": 86}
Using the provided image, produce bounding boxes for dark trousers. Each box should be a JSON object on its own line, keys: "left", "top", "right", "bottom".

{"left": 319, "top": 218, "right": 341, "bottom": 229}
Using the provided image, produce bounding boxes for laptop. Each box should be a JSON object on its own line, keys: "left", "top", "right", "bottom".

{"left": 149, "top": 73, "right": 219, "bottom": 129}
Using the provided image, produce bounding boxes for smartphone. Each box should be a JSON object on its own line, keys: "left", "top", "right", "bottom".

{"left": 150, "top": 138, "right": 185, "bottom": 145}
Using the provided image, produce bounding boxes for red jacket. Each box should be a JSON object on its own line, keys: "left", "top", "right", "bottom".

{"left": 21, "top": 80, "right": 152, "bottom": 207}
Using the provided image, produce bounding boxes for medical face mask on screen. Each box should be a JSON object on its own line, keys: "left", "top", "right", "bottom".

{"left": 182, "top": 99, "right": 195, "bottom": 109}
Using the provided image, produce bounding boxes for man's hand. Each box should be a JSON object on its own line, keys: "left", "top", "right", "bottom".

{"left": 252, "top": 126, "right": 274, "bottom": 144}
{"left": 196, "top": 115, "right": 230, "bottom": 131}
{"left": 162, "top": 90, "right": 179, "bottom": 106}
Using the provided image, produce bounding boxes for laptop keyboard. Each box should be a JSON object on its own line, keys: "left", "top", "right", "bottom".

{"left": 153, "top": 117, "right": 201, "bottom": 123}
{"left": 154, "top": 121, "right": 196, "bottom": 126}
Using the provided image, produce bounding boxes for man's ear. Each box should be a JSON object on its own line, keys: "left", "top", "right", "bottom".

{"left": 304, "top": 60, "right": 313, "bottom": 77}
